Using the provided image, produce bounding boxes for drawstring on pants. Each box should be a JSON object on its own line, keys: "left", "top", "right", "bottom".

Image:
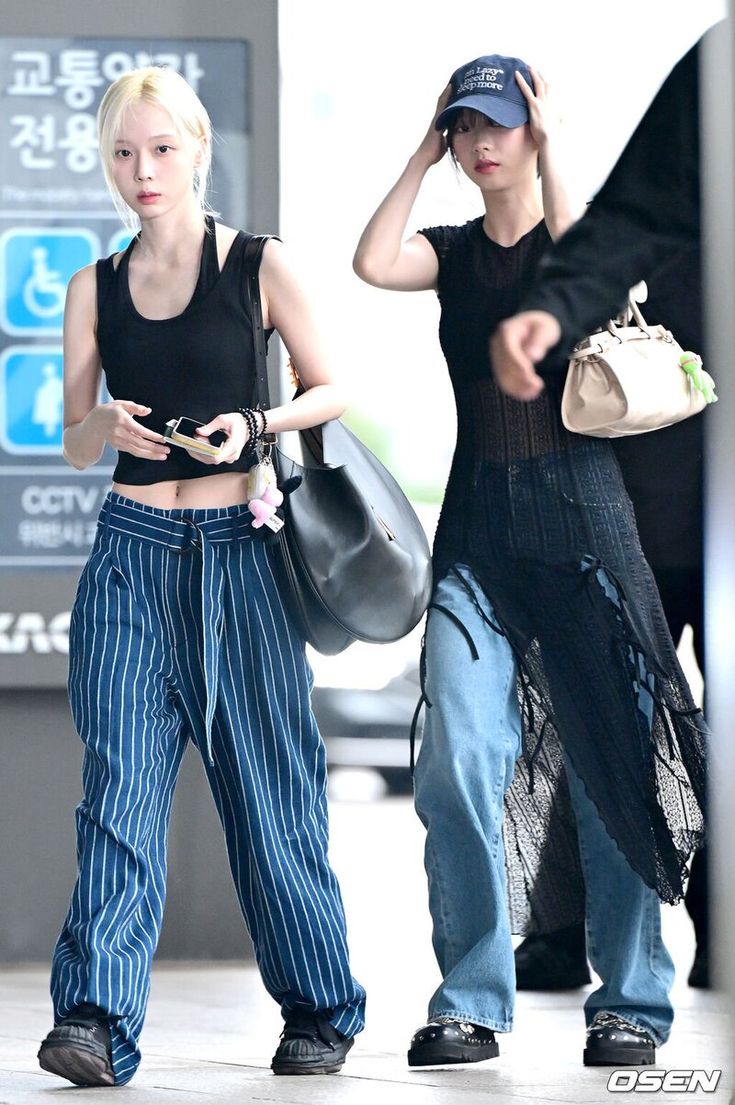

{"left": 98, "top": 495, "right": 254, "bottom": 767}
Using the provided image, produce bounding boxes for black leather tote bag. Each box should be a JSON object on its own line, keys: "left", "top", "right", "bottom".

{"left": 243, "top": 235, "right": 432, "bottom": 655}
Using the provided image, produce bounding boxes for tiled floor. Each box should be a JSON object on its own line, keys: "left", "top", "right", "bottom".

{"left": 1, "top": 797, "right": 732, "bottom": 1104}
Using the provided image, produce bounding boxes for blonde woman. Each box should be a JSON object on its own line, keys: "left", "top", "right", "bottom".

{"left": 37, "top": 66, "right": 364, "bottom": 1087}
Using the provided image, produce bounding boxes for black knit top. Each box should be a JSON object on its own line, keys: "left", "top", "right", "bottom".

{"left": 96, "top": 218, "right": 259, "bottom": 485}
{"left": 419, "top": 216, "right": 707, "bottom": 934}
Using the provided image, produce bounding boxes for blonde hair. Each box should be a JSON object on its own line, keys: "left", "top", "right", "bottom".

{"left": 97, "top": 66, "right": 215, "bottom": 229}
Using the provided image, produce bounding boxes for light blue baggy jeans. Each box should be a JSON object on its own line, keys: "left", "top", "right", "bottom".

{"left": 413, "top": 564, "right": 674, "bottom": 1044}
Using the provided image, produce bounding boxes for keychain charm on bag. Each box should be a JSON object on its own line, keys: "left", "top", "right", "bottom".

{"left": 246, "top": 446, "right": 284, "bottom": 533}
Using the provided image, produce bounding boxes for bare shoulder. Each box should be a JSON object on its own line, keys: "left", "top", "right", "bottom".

{"left": 256, "top": 239, "right": 307, "bottom": 332}
{"left": 68, "top": 262, "right": 97, "bottom": 291}
{"left": 66, "top": 263, "right": 98, "bottom": 313}
{"left": 259, "top": 236, "right": 294, "bottom": 282}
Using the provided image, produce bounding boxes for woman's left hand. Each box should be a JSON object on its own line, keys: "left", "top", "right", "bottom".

{"left": 185, "top": 411, "right": 251, "bottom": 465}
{"left": 515, "top": 66, "right": 559, "bottom": 149}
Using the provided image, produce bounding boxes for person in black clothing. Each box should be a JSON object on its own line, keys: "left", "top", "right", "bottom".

{"left": 513, "top": 247, "right": 710, "bottom": 992}
{"left": 354, "top": 53, "right": 706, "bottom": 1071}
{"left": 490, "top": 40, "right": 700, "bottom": 396}
{"left": 36, "top": 64, "right": 364, "bottom": 1089}
{"left": 614, "top": 262, "right": 709, "bottom": 989}
{"left": 490, "top": 37, "right": 713, "bottom": 993}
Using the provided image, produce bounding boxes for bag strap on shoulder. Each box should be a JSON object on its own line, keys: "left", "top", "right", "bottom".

{"left": 242, "top": 233, "right": 275, "bottom": 412}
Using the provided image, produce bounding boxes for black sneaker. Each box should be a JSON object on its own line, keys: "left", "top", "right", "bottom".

{"left": 38, "top": 1004, "right": 114, "bottom": 1086}
{"left": 583, "top": 1012, "right": 655, "bottom": 1067}
{"left": 271, "top": 1010, "right": 354, "bottom": 1075}
{"left": 515, "top": 925, "right": 591, "bottom": 991}
{"left": 407, "top": 1017, "right": 500, "bottom": 1068}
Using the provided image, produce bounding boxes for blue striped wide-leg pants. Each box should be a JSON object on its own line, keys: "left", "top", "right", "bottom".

{"left": 51, "top": 493, "right": 366, "bottom": 1084}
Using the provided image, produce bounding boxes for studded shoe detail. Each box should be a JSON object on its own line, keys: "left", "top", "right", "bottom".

{"left": 583, "top": 1011, "right": 655, "bottom": 1067}
{"left": 407, "top": 1017, "right": 500, "bottom": 1067}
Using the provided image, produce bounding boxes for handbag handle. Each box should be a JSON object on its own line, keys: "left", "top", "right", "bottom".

{"left": 242, "top": 234, "right": 326, "bottom": 464}
{"left": 242, "top": 233, "right": 277, "bottom": 414}
{"left": 571, "top": 282, "right": 659, "bottom": 359}
{"left": 612, "top": 282, "right": 651, "bottom": 333}
{"left": 627, "top": 295, "right": 651, "bottom": 333}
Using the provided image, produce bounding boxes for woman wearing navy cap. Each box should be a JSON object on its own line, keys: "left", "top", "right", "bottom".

{"left": 354, "top": 54, "right": 706, "bottom": 1070}
{"left": 36, "top": 64, "right": 364, "bottom": 1088}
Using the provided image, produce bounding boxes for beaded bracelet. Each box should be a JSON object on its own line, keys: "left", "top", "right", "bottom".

{"left": 255, "top": 405, "right": 268, "bottom": 436}
{"left": 238, "top": 407, "right": 269, "bottom": 438}
{"left": 237, "top": 407, "right": 259, "bottom": 450}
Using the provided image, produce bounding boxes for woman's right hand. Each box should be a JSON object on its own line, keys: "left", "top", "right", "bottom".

{"left": 414, "top": 83, "right": 452, "bottom": 167}
{"left": 88, "top": 400, "right": 170, "bottom": 460}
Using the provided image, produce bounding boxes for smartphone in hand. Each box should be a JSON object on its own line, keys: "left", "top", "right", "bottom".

{"left": 164, "top": 417, "right": 227, "bottom": 457}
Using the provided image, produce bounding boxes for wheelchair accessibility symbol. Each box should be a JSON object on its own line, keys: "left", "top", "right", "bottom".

{"left": 0, "top": 228, "right": 98, "bottom": 336}
{"left": 0, "top": 346, "right": 64, "bottom": 454}
{"left": 25, "top": 247, "right": 67, "bottom": 319}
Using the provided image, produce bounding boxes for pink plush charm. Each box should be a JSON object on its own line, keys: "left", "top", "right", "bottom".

{"left": 248, "top": 484, "right": 284, "bottom": 529}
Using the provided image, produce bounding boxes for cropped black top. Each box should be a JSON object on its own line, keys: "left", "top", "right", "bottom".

{"left": 96, "top": 218, "right": 260, "bottom": 485}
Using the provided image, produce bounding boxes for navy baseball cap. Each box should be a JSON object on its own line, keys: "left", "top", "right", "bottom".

{"left": 435, "top": 54, "right": 532, "bottom": 131}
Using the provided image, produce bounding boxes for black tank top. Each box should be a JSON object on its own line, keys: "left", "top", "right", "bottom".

{"left": 96, "top": 217, "right": 260, "bottom": 485}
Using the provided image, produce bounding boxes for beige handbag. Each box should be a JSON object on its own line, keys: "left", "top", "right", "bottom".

{"left": 561, "top": 283, "right": 716, "bottom": 438}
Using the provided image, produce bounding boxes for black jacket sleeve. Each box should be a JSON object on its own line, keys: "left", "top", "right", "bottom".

{"left": 520, "top": 43, "right": 701, "bottom": 363}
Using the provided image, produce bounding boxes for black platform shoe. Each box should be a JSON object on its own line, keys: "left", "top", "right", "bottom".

{"left": 408, "top": 1018, "right": 500, "bottom": 1068}
{"left": 38, "top": 1003, "right": 114, "bottom": 1087}
{"left": 515, "top": 923, "right": 591, "bottom": 991}
{"left": 583, "top": 1012, "right": 655, "bottom": 1067}
{"left": 271, "top": 1010, "right": 354, "bottom": 1075}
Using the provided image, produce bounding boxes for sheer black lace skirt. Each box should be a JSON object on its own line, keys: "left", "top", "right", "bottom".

{"left": 460, "top": 442, "right": 707, "bottom": 935}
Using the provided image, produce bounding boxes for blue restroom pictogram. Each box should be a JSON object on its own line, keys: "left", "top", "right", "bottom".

{"left": 0, "top": 346, "right": 65, "bottom": 454}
